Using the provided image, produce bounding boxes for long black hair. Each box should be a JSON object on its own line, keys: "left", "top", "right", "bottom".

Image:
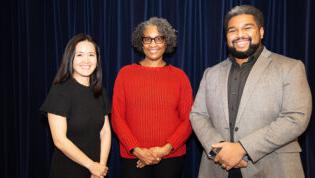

{"left": 53, "top": 33, "right": 103, "bottom": 97}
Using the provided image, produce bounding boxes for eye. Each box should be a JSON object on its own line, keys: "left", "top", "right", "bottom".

{"left": 89, "top": 53, "right": 96, "bottom": 57}
{"left": 76, "top": 54, "right": 82, "bottom": 57}
{"left": 227, "top": 29, "right": 237, "bottom": 33}
{"left": 155, "top": 36, "right": 165, "bottom": 43}
{"left": 142, "top": 37, "right": 152, "bottom": 44}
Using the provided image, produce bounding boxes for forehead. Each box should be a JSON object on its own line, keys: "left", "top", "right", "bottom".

{"left": 143, "top": 25, "right": 160, "bottom": 36}
{"left": 228, "top": 14, "right": 257, "bottom": 28}
{"left": 75, "top": 40, "right": 96, "bottom": 52}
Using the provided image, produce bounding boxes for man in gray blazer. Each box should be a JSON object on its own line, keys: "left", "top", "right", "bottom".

{"left": 190, "top": 5, "right": 312, "bottom": 178}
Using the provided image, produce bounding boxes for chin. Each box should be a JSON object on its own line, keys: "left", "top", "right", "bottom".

{"left": 147, "top": 57, "right": 162, "bottom": 61}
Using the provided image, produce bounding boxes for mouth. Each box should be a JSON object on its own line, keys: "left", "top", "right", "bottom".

{"left": 232, "top": 37, "right": 251, "bottom": 48}
{"left": 79, "top": 65, "right": 91, "bottom": 70}
{"left": 148, "top": 48, "right": 160, "bottom": 53}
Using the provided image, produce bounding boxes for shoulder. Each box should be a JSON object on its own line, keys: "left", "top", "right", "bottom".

{"left": 168, "top": 65, "right": 187, "bottom": 75}
{"left": 203, "top": 59, "right": 230, "bottom": 78}
{"left": 265, "top": 49, "right": 305, "bottom": 73}
{"left": 270, "top": 52, "right": 303, "bottom": 66}
{"left": 119, "top": 64, "right": 138, "bottom": 73}
{"left": 49, "top": 79, "right": 73, "bottom": 96}
{"left": 168, "top": 65, "right": 191, "bottom": 81}
{"left": 115, "top": 64, "right": 139, "bottom": 78}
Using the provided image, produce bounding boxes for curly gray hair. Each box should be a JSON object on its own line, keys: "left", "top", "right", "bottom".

{"left": 132, "top": 17, "right": 177, "bottom": 54}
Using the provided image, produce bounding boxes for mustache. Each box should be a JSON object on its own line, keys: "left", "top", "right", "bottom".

{"left": 232, "top": 37, "right": 252, "bottom": 43}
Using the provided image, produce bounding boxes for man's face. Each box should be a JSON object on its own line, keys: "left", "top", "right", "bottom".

{"left": 226, "top": 14, "right": 264, "bottom": 59}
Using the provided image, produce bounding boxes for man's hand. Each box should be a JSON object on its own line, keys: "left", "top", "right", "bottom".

{"left": 234, "top": 160, "right": 248, "bottom": 168}
{"left": 212, "top": 142, "right": 246, "bottom": 170}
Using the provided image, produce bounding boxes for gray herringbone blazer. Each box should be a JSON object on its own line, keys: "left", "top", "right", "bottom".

{"left": 190, "top": 48, "right": 312, "bottom": 178}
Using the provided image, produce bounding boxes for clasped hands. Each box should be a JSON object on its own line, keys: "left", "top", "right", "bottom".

{"left": 211, "top": 142, "right": 248, "bottom": 170}
{"left": 88, "top": 161, "right": 108, "bottom": 178}
{"left": 133, "top": 143, "right": 173, "bottom": 168}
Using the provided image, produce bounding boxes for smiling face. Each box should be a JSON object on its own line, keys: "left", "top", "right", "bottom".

{"left": 226, "top": 14, "right": 264, "bottom": 59}
{"left": 72, "top": 40, "right": 97, "bottom": 83}
{"left": 142, "top": 25, "right": 166, "bottom": 62}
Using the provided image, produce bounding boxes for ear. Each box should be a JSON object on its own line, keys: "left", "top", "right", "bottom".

{"left": 259, "top": 27, "right": 264, "bottom": 39}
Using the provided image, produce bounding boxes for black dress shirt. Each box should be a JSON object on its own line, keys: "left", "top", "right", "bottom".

{"left": 227, "top": 45, "right": 264, "bottom": 178}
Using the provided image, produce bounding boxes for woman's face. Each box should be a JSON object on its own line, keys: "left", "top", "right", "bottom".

{"left": 72, "top": 40, "right": 97, "bottom": 81}
{"left": 142, "top": 25, "right": 166, "bottom": 61}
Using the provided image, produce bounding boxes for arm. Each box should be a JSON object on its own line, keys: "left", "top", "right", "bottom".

{"left": 190, "top": 69, "right": 225, "bottom": 155}
{"left": 111, "top": 72, "right": 140, "bottom": 152}
{"left": 165, "top": 73, "right": 193, "bottom": 152}
{"left": 99, "top": 115, "right": 111, "bottom": 174}
{"left": 239, "top": 61, "right": 312, "bottom": 162}
{"left": 48, "top": 113, "right": 106, "bottom": 177}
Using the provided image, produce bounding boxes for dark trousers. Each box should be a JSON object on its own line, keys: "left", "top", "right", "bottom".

{"left": 228, "top": 168, "right": 242, "bottom": 178}
{"left": 121, "top": 156, "right": 185, "bottom": 178}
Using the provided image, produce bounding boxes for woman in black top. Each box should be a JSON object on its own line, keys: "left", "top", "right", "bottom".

{"left": 41, "top": 34, "right": 111, "bottom": 178}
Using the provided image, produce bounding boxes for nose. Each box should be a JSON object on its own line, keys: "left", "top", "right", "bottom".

{"left": 83, "top": 54, "right": 90, "bottom": 62}
{"left": 149, "top": 40, "right": 157, "bottom": 47}
{"left": 238, "top": 28, "right": 249, "bottom": 38}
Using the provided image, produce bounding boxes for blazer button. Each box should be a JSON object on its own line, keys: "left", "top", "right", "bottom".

{"left": 234, "top": 127, "right": 239, "bottom": 132}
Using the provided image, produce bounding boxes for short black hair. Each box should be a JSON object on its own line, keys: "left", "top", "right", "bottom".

{"left": 224, "top": 5, "right": 264, "bottom": 32}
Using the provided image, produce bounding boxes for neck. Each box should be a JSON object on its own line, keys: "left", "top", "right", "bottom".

{"left": 235, "top": 58, "right": 249, "bottom": 65}
{"left": 140, "top": 58, "right": 166, "bottom": 67}
{"left": 73, "top": 75, "right": 90, "bottom": 86}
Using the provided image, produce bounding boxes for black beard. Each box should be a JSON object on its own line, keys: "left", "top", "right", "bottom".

{"left": 227, "top": 42, "right": 260, "bottom": 59}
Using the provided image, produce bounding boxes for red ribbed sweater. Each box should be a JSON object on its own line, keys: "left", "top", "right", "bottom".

{"left": 112, "top": 64, "right": 193, "bottom": 158}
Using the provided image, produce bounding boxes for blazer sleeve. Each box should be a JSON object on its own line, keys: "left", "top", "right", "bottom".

{"left": 190, "top": 69, "right": 226, "bottom": 154}
{"left": 239, "top": 61, "right": 312, "bottom": 162}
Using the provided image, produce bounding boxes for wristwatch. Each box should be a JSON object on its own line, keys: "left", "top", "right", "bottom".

{"left": 207, "top": 147, "right": 222, "bottom": 159}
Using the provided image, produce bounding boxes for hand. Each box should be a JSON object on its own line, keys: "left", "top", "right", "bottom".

{"left": 234, "top": 160, "right": 248, "bottom": 168}
{"left": 90, "top": 175, "right": 103, "bottom": 178}
{"left": 90, "top": 165, "right": 108, "bottom": 177}
{"left": 149, "top": 143, "right": 173, "bottom": 158}
{"left": 136, "top": 160, "right": 146, "bottom": 168}
{"left": 133, "top": 147, "right": 160, "bottom": 165}
{"left": 87, "top": 162, "right": 108, "bottom": 177}
{"left": 212, "top": 142, "right": 246, "bottom": 170}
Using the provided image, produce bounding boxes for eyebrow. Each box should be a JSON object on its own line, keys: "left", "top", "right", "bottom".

{"left": 142, "top": 35, "right": 162, "bottom": 38}
{"left": 75, "top": 51, "right": 96, "bottom": 53}
{"left": 227, "top": 23, "right": 256, "bottom": 30}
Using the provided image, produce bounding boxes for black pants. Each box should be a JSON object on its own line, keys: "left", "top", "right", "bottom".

{"left": 121, "top": 156, "right": 185, "bottom": 178}
{"left": 228, "top": 168, "right": 242, "bottom": 178}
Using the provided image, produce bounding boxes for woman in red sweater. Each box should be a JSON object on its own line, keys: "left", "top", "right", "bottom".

{"left": 111, "top": 17, "right": 193, "bottom": 178}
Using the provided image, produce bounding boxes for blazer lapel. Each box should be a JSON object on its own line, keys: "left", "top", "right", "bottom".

{"left": 235, "top": 48, "right": 272, "bottom": 125}
{"left": 219, "top": 60, "right": 232, "bottom": 125}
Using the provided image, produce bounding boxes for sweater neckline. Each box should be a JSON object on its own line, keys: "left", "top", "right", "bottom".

{"left": 133, "top": 63, "right": 171, "bottom": 70}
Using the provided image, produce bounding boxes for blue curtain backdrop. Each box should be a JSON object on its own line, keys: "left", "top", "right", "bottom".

{"left": 1, "top": 0, "right": 314, "bottom": 178}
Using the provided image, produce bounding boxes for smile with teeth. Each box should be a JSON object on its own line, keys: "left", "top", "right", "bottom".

{"left": 79, "top": 65, "right": 91, "bottom": 70}
{"left": 148, "top": 48, "right": 160, "bottom": 53}
{"left": 233, "top": 39, "right": 250, "bottom": 48}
